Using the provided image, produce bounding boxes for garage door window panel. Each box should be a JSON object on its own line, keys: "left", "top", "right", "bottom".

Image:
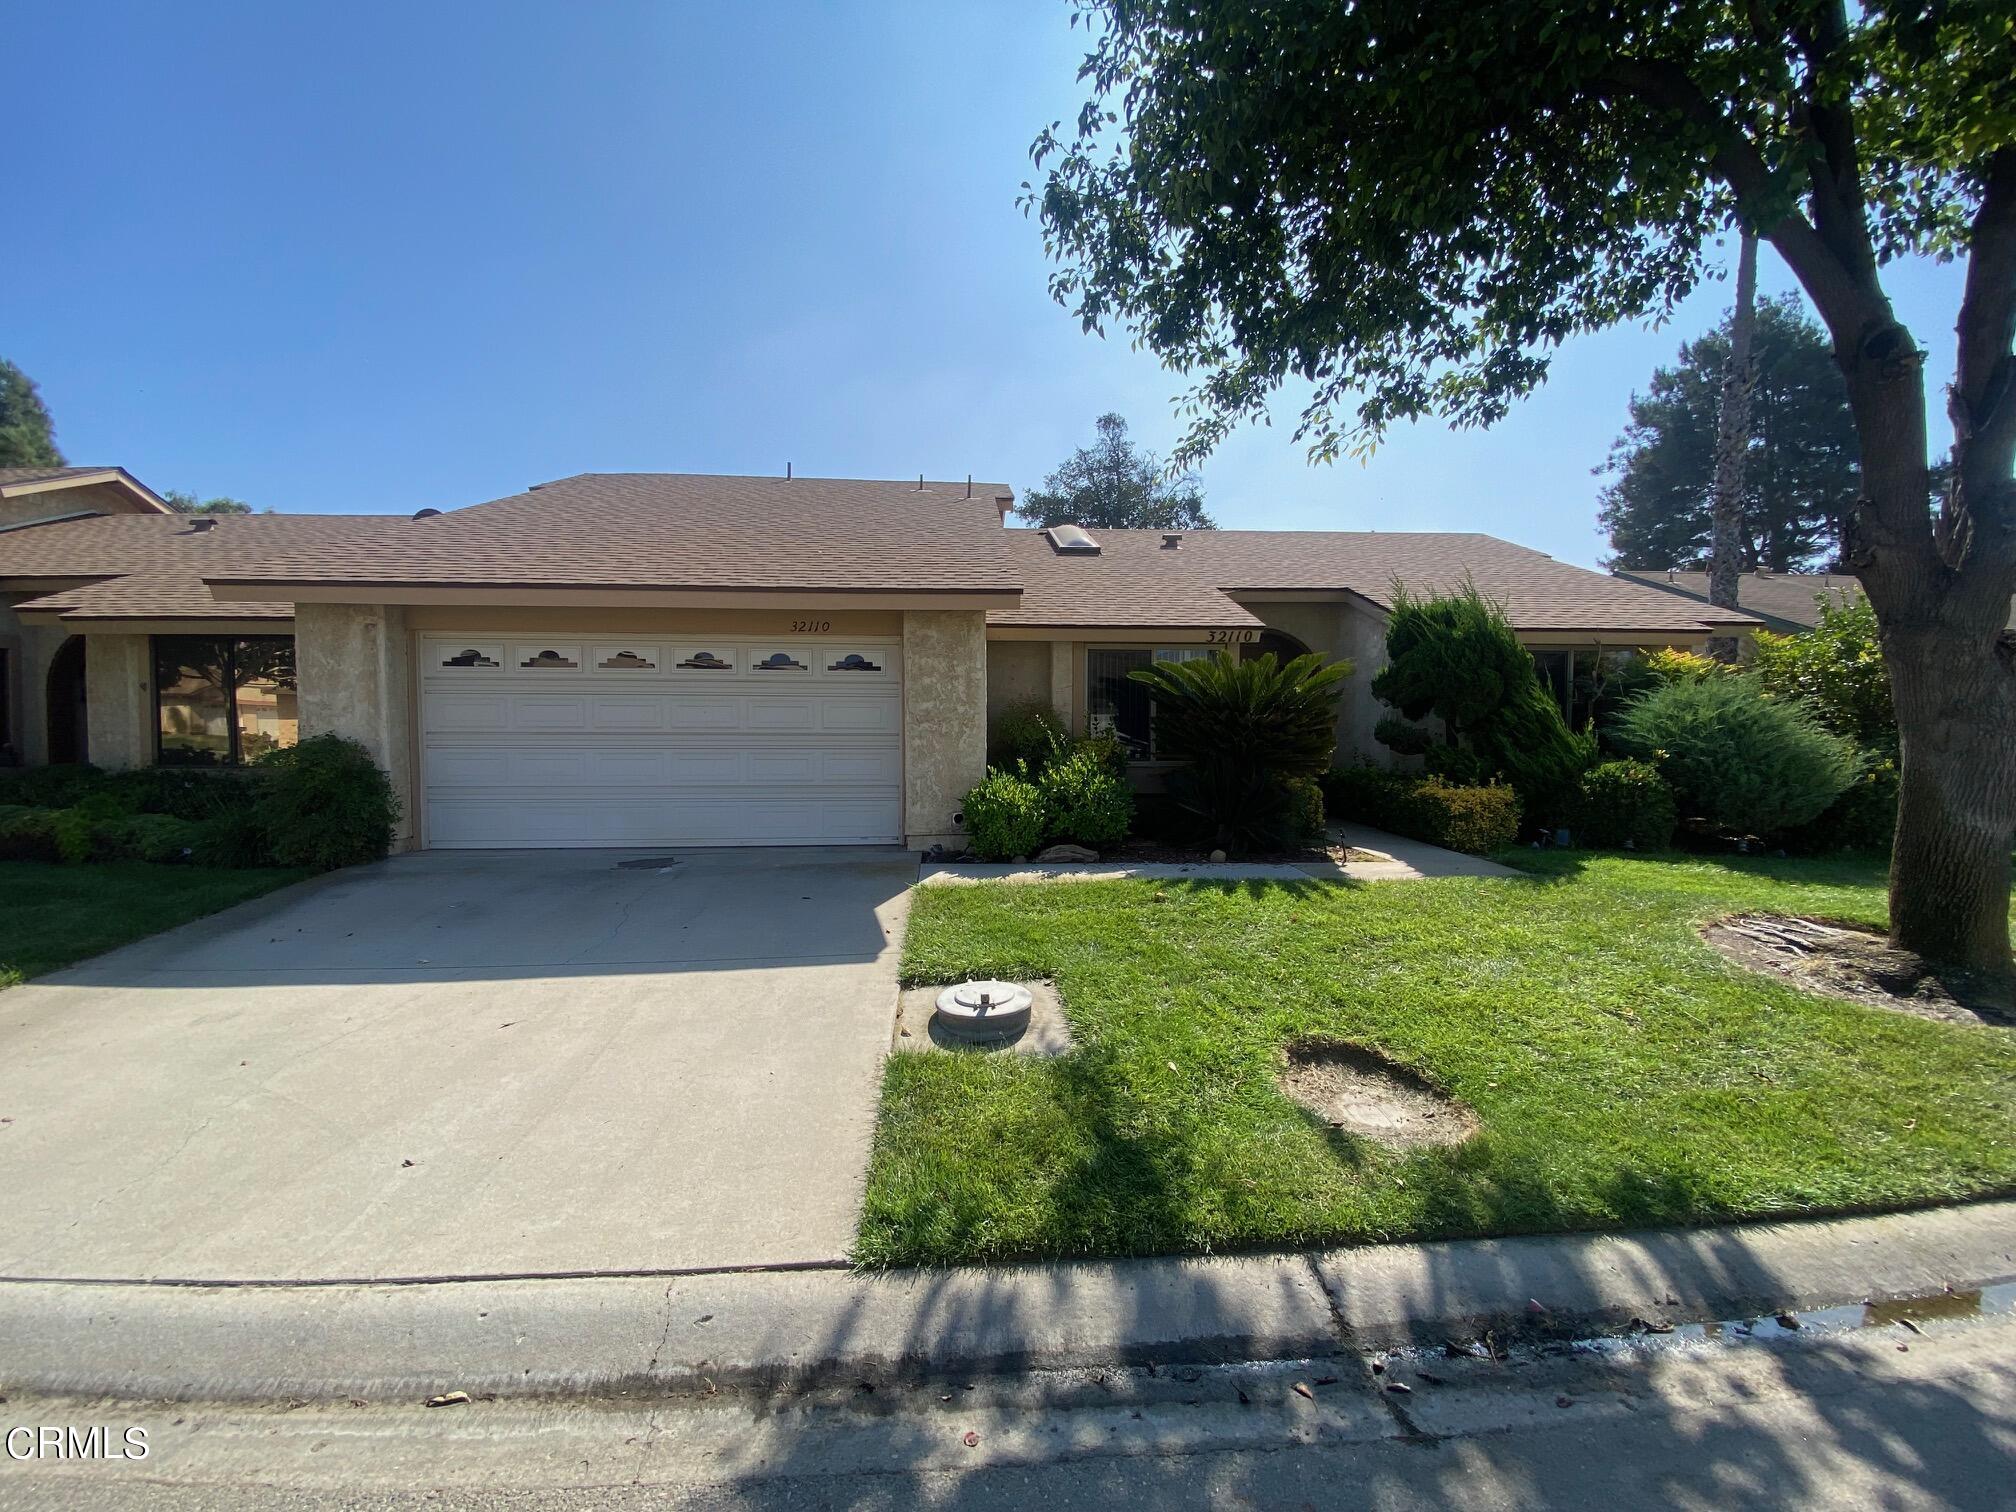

{"left": 515, "top": 646, "right": 582, "bottom": 670}
{"left": 673, "top": 647, "right": 737, "bottom": 672}
{"left": 595, "top": 647, "right": 659, "bottom": 672}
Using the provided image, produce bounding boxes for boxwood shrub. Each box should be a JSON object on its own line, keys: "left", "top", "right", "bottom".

{"left": 1322, "top": 765, "right": 1521, "bottom": 855}
{"left": 1574, "top": 759, "right": 1678, "bottom": 850}
{"left": 1036, "top": 743, "right": 1134, "bottom": 849}
{"left": 960, "top": 766, "right": 1048, "bottom": 860}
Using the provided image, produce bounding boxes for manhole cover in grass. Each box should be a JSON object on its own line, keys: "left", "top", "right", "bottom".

{"left": 1703, "top": 914, "right": 2010, "bottom": 1026}
{"left": 1279, "top": 1040, "right": 1479, "bottom": 1148}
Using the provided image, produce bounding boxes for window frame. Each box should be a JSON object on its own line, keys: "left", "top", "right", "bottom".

{"left": 1084, "top": 643, "right": 1215, "bottom": 764}
{"left": 151, "top": 634, "right": 298, "bottom": 768}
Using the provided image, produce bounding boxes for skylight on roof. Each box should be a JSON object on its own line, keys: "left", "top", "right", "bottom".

{"left": 1045, "top": 524, "right": 1101, "bottom": 554}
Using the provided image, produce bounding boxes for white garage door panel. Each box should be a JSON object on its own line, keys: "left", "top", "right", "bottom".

{"left": 421, "top": 634, "right": 903, "bottom": 848}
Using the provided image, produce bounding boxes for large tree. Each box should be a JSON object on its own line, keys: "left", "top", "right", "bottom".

{"left": 1600, "top": 294, "right": 1860, "bottom": 572}
{"left": 0, "top": 359, "right": 64, "bottom": 470}
{"left": 1032, "top": 0, "right": 2016, "bottom": 974}
{"left": 1020, "top": 411, "right": 1214, "bottom": 530}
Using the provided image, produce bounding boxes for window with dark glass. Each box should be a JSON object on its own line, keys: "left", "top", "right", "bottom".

{"left": 153, "top": 636, "right": 297, "bottom": 766}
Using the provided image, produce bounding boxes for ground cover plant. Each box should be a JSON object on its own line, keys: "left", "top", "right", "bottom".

{"left": 0, "top": 860, "right": 308, "bottom": 989}
{"left": 858, "top": 853, "right": 2016, "bottom": 1267}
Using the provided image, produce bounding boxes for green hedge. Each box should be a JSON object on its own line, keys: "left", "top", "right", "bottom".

{"left": 960, "top": 767, "right": 1049, "bottom": 860}
{"left": 1322, "top": 765, "right": 1521, "bottom": 855}
{"left": 0, "top": 737, "right": 396, "bottom": 872}
{"left": 1574, "top": 759, "right": 1678, "bottom": 850}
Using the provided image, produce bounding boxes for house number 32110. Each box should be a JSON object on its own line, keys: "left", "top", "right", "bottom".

{"left": 790, "top": 618, "right": 832, "bottom": 633}
{"left": 1205, "top": 627, "right": 1257, "bottom": 644}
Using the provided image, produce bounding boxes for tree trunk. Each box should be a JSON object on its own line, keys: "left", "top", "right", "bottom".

{"left": 1706, "top": 230, "right": 1759, "bottom": 661}
{"left": 1882, "top": 626, "right": 2016, "bottom": 971}
{"left": 1839, "top": 308, "right": 2016, "bottom": 977}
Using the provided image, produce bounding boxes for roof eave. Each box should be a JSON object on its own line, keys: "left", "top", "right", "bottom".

{"left": 200, "top": 578, "right": 1024, "bottom": 611}
{"left": 0, "top": 467, "right": 175, "bottom": 514}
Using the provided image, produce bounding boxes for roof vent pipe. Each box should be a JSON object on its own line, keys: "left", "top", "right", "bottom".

{"left": 1162, "top": 533, "right": 1183, "bottom": 549}
{"left": 412, "top": 507, "right": 442, "bottom": 520}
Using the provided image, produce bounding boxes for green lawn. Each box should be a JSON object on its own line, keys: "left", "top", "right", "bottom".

{"left": 0, "top": 861, "right": 311, "bottom": 989}
{"left": 858, "top": 851, "right": 2016, "bottom": 1267}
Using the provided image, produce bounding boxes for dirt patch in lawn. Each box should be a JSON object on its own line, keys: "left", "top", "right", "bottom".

{"left": 1279, "top": 1039, "right": 1481, "bottom": 1148}
{"left": 1704, "top": 914, "right": 2013, "bottom": 1027}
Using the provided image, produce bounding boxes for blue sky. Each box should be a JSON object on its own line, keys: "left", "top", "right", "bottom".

{"left": 5, "top": 2, "right": 1970, "bottom": 567}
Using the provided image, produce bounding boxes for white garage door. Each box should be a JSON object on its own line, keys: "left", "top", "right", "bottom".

{"left": 419, "top": 634, "right": 903, "bottom": 848}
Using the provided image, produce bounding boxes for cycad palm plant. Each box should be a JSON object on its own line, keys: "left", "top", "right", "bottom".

{"left": 1128, "top": 650, "right": 1352, "bottom": 852}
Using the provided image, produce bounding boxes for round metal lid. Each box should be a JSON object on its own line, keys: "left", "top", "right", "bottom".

{"left": 936, "top": 980, "right": 1034, "bottom": 1016}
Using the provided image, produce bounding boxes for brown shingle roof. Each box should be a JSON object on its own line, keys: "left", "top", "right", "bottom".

{"left": 1621, "top": 569, "right": 1851, "bottom": 634}
{"left": 1620, "top": 568, "right": 2016, "bottom": 636}
{"left": 995, "top": 530, "right": 1262, "bottom": 628}
{"left": 203, "top": 473, "right": 1021, "bottom": 596}
{"left": 1, "top": 513, "right": 402, "bottom": 621}
{"left": 993, "top": 530, "right": 1761, "bottom": 634}
{"left": 0, "top": 466, "right": 111, "bottom": 487}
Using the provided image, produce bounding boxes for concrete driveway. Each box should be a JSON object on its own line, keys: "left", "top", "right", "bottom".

{"left": 0, "top": 847, "right": 915, "bottom": 1282}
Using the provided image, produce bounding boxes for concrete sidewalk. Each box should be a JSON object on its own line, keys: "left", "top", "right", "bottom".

{"left": 1, "top": 1200, "right": 2007, "bottom": 1404}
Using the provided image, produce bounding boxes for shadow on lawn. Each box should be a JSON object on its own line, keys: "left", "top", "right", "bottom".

{"left": 1493, "top": 846, "right": 1894, "bottom": 888}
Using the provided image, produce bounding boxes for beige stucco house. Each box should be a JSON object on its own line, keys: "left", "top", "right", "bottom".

{"left": 0, "top": 467, "right": 1759, "bottom": 852}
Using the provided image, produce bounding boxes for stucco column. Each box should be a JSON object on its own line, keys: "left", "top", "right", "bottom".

{"left": 902, "top": 609, "right": 987, "bottom": 851}
{"left": 1047, "top": 639, "right": 1075, "bottom": 734}
{"left": 82, "top": 633, "right": 153, "bottom": 770}
{"left": 295, "top": 603, "right": 418, "bottom": 850}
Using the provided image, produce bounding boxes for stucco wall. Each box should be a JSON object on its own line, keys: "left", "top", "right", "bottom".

{"left": 1231, "top": 597, "right": 1389, "bottom": 765}
{"left": 903, "top": 610, "right": 987, "bottom": 850}
{"left": 0, "top": 601, "right": 82, "bottom": 766}
{"left": 1049, "top": 641, "right": 1077, "bottom": 735}
{"left": 1333, "top": 598, "right": 1394, "bottom": 766}
{"left": 984, "top": 641, "right": 1048, "bottom": 733}
{"left": 295, "top": 602, "right": 418, "bottom": 850}
{"left": 82, "top": 634, "right": 153, "bottom": 770}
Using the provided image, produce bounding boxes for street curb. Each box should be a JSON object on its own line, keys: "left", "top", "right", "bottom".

{"left": 0, "top": 1201, "right": 2008, "bottom": 1404}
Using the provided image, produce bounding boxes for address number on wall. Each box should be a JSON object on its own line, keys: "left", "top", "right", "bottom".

{"left": 790, "top": 619, "right": 833, "bottom": 633}
{"left": 1205, "top": 627, "right": 1258, "bottom": 644}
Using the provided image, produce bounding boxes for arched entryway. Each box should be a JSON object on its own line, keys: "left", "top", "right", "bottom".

{"left": 45, "top": 636, "right": 87, "bottom": 765}
{"left": 1242, "top": 628, "right": 1315, "bottom": 663}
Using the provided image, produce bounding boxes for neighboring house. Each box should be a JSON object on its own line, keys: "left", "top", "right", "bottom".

{"left": 1617, "top": 568, "right": 1865, "bottom": 635}
{"left": 0, "top": 469, "right": 1759, "bottom": 851}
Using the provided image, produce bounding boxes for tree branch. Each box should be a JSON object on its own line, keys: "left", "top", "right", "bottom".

{"left": 1947, "top": 149, "right": 2016, "bottom": 598}
{"left": 1955, "top": 150, "right": 2016, "bottom": 474}
{"left": 1599, "top": 58, "right": 1875, "bottom": 335}
{"left": 1788, "top": 2, "right": 1879, "bottom": 283}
